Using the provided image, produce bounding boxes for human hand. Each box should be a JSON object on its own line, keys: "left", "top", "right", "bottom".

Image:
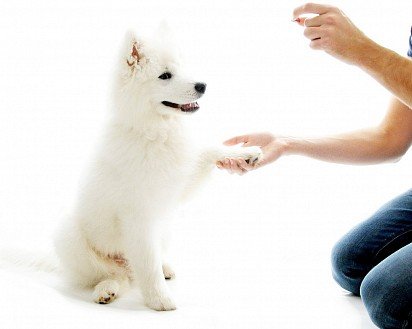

{"left": 293, "top": 3, "right": 374, "bottom": 65}
{"left": 216, "top": 133, "right": 289, "bottom": 175}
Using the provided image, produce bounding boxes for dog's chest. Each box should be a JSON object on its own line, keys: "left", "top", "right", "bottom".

{"left": 102, "top": 128, "right": 190, "bottom": 202}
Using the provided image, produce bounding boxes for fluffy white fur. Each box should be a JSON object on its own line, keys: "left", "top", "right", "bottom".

{"left": 54, "top": 30, "right": 261, "bottom": 311}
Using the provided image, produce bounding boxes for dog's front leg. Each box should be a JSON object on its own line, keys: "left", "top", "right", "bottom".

{"left": 123, "top": 219, "right": 176, "bottom": 311}
{"left": 181, "top": 147, "right": 261, "bottom": 202}
{"left": 180, "top": 148, "right": 220, "bottom": 202}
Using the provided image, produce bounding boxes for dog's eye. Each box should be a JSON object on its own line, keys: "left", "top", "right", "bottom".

{"left": 158, "top": 72, "right": 173, "bottom": 80}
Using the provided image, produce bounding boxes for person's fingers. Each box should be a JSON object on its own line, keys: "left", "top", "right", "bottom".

{"left": 223, "top": 159, "right": 235, "bottom": 174}
{"left": 230, "top": 159, "right": 243, "bottom": 175}
{"left": 293, "top": 3, "right": 334, "bottom": 20}
{"left": 223, "top": 135, "right": 249, "bottom": 146}
{"left": 303, "top": 27, "right": 322, "bottom": 41}
{"left": 229, "top": 159, "right": 245, "bottom": 175}
{"left": 294, "top": 17, "right": 306, "bottom": 26}
{"left": 303, "top": 14, "right": 323, "bottom": 27}
{"left": 237, "top": 158, "right": 254, "bottom": 172}
{"left": 217, "top": 158, "right": 230, "bottom": 172}
{"left": 309, "top": 38, "right": 323, "bottom": 50}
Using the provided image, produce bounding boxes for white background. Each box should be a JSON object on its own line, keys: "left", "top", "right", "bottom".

{"left": 0, "top": 0, "right": 411, "bottom": 328}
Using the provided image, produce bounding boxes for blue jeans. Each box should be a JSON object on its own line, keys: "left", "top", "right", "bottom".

{"left": 332, "top": 189, "right": 412, "bottom": 328}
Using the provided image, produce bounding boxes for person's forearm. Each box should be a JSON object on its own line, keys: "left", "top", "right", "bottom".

{"left": 283, "top": 128, "right": 404, "bottom": 165}
{"left": 355, "top": 40, "right": 412, "bottom": 109}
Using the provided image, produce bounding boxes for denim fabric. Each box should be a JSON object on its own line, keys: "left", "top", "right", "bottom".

{"left": 332, "top": 189, "right": 412, "bottom": 328}
{"left": 408, "top": 26, "right": 412, "bottom": 57}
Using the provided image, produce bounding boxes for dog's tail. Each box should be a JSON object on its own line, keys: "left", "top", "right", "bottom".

{"left": 0, "top": 248, "right": 59, "bottom": 273}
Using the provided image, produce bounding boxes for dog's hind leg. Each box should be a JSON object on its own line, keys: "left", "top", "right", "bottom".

{"left": 93, "top": 279, "right": 120, "bottom": 304}
{"left": 93, "top": 254, "right": 131, "bottom": 304}
{"left": 55, "top": 222, "right": 107, "bottom": 288}
{"left": 55, "top": 220, "right": 130, "bottom": 300}
{"left": 93, "top": 276, "right": 129, "bottom": 304}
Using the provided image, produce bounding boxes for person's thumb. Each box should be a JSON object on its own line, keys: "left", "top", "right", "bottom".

{"left": 293, "top": 17, "right": 307, "bottom": 26}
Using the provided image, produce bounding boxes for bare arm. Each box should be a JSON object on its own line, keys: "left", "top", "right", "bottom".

{"left": 355, "top": 42, "right": 412, "bottom": 109}
{"left": 219, "top": 98, "right": 412, "bottom": 174}
{"left": 285, "top": 99, "right": 412, "bottom": 164}
{"left": 293, "top": 3, "right": 412, "bottom": 108}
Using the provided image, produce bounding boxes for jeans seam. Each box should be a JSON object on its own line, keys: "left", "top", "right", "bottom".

{"left": 374, "top": 229, "right": 412, "bottom": 263}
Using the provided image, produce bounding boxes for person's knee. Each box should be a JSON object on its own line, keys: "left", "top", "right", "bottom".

{"left": 360, "top": 275, "right": 390, "bottom": 328}
{"left": 331, "top": 238, "right": 368, "bottom": 295}
{"left": 361, "top": 269, "right": 410, "bottom": 328}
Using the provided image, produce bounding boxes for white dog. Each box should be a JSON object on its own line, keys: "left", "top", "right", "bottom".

{"left": 54, "top": 30, "right": 261, "bottom": 311}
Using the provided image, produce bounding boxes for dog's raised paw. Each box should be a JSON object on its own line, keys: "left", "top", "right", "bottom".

{"left": 244, "top": 152, "right": 261, "bottom": 165}
{"left": 243, "top": 146, "right": 262, "bottom": 164}
{"left": 219, "top": 146, "right": 262, "bottom": 167}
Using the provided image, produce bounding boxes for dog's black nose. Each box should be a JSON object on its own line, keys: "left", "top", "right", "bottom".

{"left": 195, "top": 83, "right": 207, "bottom": 94}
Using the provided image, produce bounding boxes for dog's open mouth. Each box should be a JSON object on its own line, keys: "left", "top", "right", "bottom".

{"left": 162, "top": 101, "right": 200, "bottom": 113}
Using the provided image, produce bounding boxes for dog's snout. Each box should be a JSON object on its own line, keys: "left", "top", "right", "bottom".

{"left": 195, "top": 83, "right": 207, "bottom": 94}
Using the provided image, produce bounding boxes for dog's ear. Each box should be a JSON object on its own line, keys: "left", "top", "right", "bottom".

{"left": 124, "top": 30, "right": 141, "bottom": 68}
{"left": 127, "top": 42, "right": 140, "bottom": 67}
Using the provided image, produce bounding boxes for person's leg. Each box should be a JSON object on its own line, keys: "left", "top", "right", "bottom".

{"left": 360, "top": 243, "right": 412, "bottom": 329}
{"left": 331, "top": 189, "right": 412, "bottom": 295}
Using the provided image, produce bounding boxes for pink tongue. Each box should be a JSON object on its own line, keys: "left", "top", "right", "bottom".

{"left": 181, "top": 103, "right": 196, "bottom": 110}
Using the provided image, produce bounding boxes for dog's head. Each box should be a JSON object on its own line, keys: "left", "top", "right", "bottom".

{"left": 115, "top": 30, "right": 206, "bottom": 117}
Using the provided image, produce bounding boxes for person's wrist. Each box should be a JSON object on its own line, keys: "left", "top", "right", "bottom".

{"left": 353, "top": 37, "right": 390, "bottom": 70}
{"left": 277, "top": 136, "right": 296, "bottom": 156}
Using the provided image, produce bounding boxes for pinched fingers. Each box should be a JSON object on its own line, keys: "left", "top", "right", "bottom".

{"left": 297, "top": 10, "right": 344, "bottom": 51}
{"left": 293, "top": 3, "right": 340, "bottom": 32}
{"left": 293, "top": 2, "right": 337, "bottom": 20}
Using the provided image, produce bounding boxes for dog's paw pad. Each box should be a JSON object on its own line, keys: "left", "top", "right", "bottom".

{"left": 242, "top": 149, "right": 262, "bottom": 165}
{"left": 93, "top": 279, "right": 120, "bottom": 305}
{"left": 95, "top": 291, "right": 117, "bottom": 304}
{"left": 220, "top": 146, "right": 262, "bottom": 167}
{"left": 244, "top": 154, "right": 260, "bottom": 164}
